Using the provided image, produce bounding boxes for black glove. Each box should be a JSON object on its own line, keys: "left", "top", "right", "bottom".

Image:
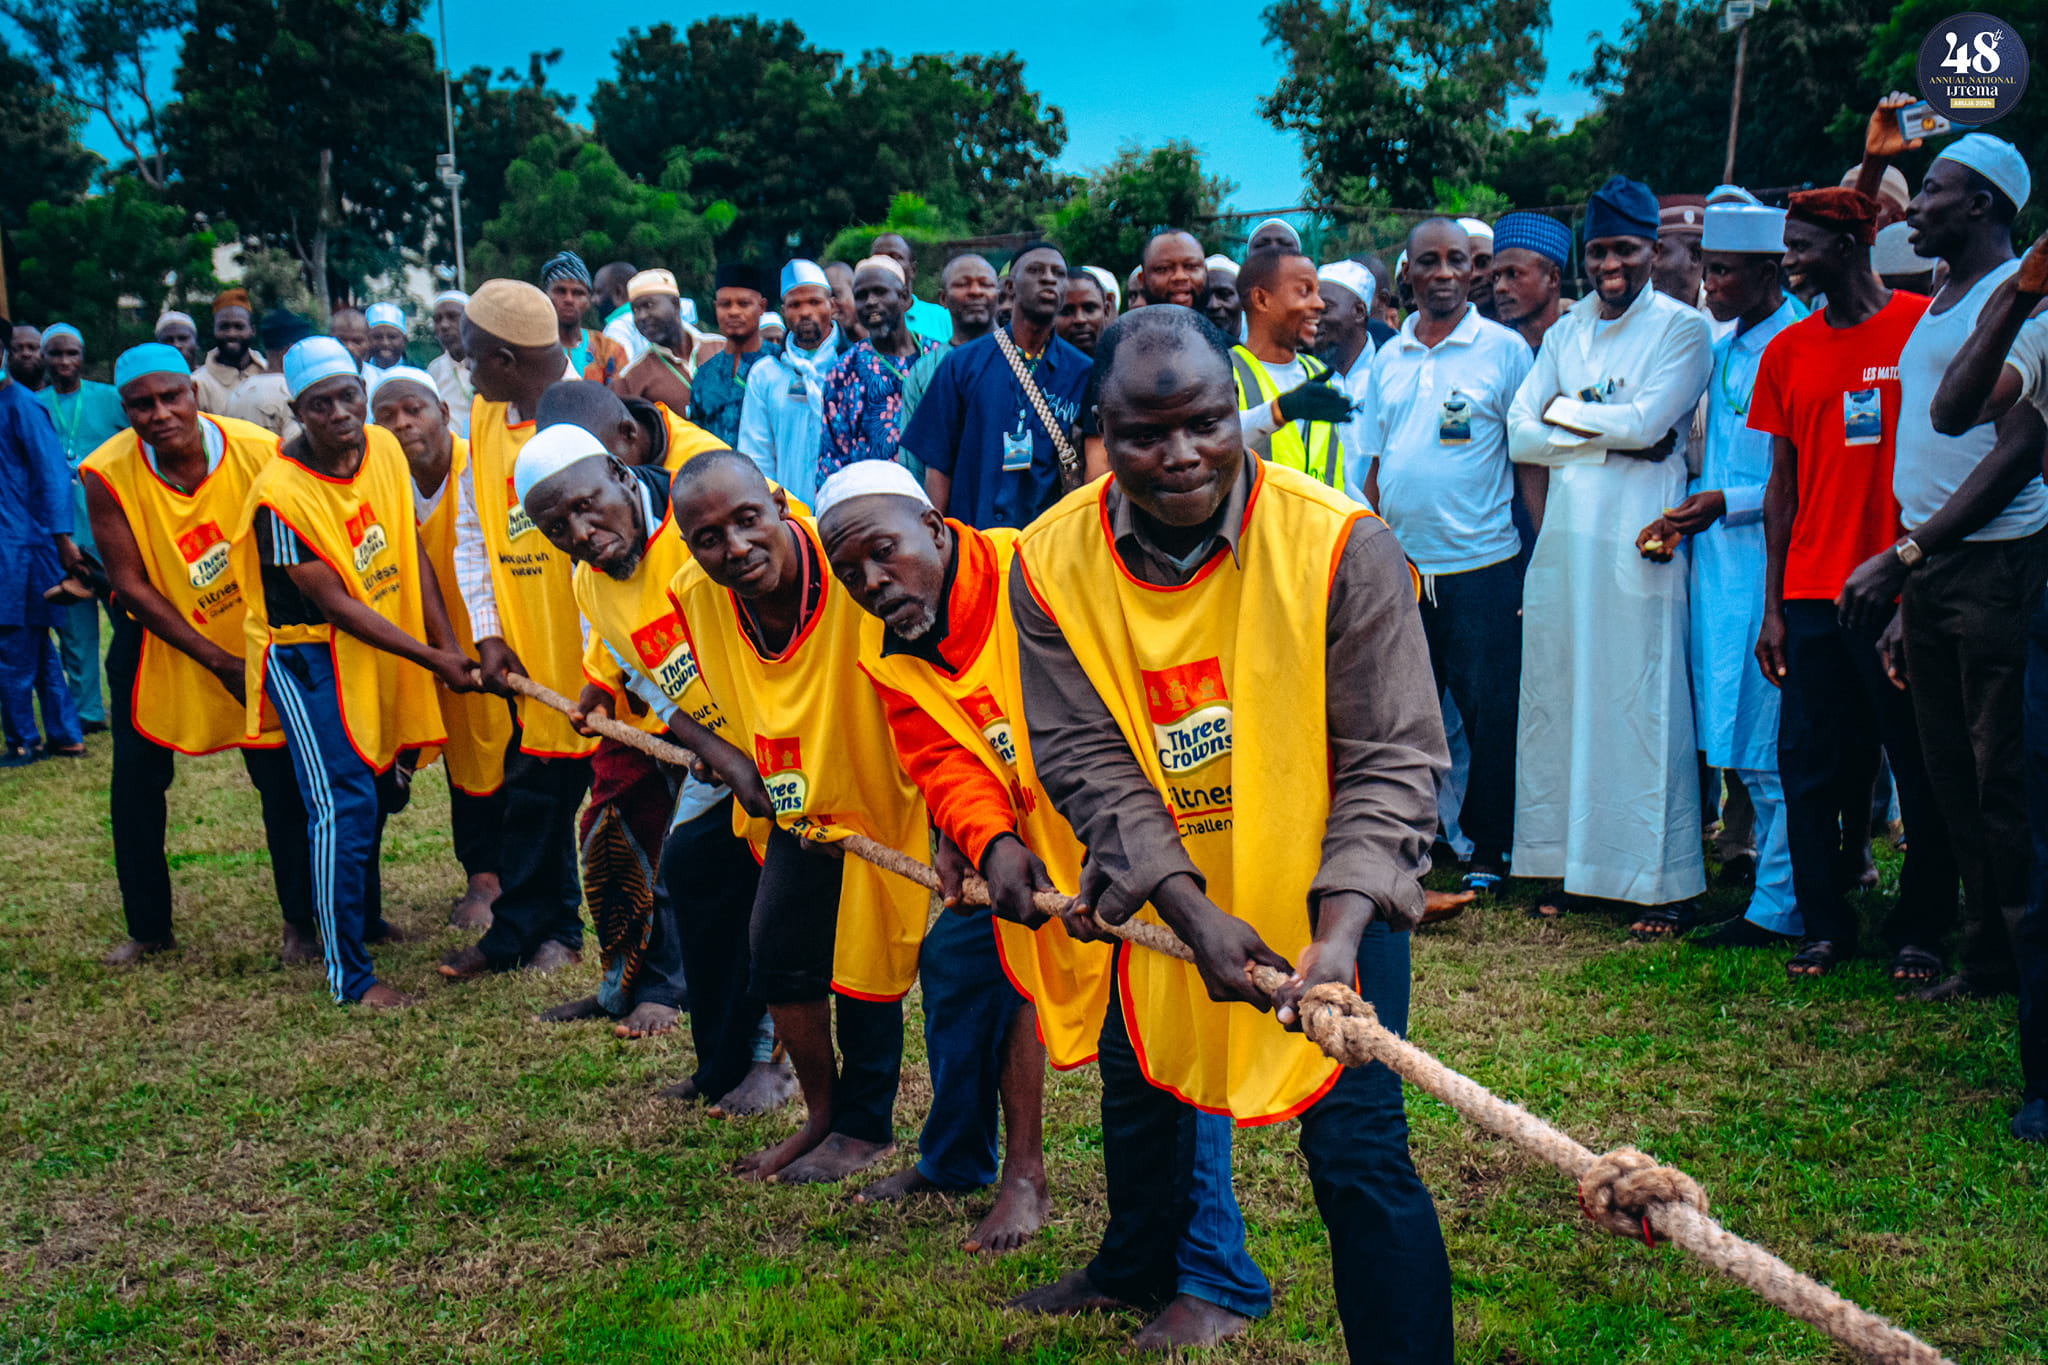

{"left": 1273, "top": 375, "right": 1353, "bottom": 425}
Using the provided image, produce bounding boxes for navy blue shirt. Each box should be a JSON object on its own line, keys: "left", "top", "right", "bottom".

{"left": 900, "top": 329, "right": 1088, "bottom": 531}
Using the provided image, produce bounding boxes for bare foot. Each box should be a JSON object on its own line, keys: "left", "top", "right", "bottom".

{"left": 736, "top": 1116, "right": 832, "bottom": 1182}
{"left": 657, "top": 1077, "right": 700, "bottom": 1101}
{"left": 1132, "top": 1294, "right": 1250, "bottom": 1351}
{"left": 1007, "top": 1267, "right": 1127, "bottom": 1316}
{"left": 102, "top": 936, "right": 175, "bottom": 966}
{"left": 537, "top": 994, "right": 609, "bottom": 1023}
{"left": 710, "top": 1061, "right": 797, "bottom": 1117}
{"left": 279, "top": 922, "right": 320, "bottom": 965}
{"left": 357, "top": 983, "right": 419, "bottom": 1010}
{"left": 613, "top": 1001, "right": 680, "bottom": 1038}
{"left": 364, "top": 921, "right": 407, "bottom": 944}
{"left": 449, "top": 873, "right": 499, "bottom": 930}
{"left": 965, "top": 1170, "right": 1050, "bottom": 1255}
{"left": 1422, "top": 889, "right": 1476, "bottom": 926}
{"left": 437, "top": 945, "right": 490, "bottom": 980}
{"left": 854, "top": 1166, "right": 942, "bottom": 1204}
{"left": 775, "top": 1133, "right": 894, "bottom": 1185}
{"left": 525, "top": 941, "right": 582, "bottom": 974}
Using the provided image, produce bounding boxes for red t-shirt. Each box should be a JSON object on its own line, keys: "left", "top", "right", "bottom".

{"left": 1748, "top": 290, "right": 1930, "bottom": 601}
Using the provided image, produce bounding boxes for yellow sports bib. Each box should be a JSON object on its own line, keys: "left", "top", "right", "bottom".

{"left": 1016, "top": 461, "right": 1365, "bottom": 1123}
{"left": 80, "top": 415, "right": 284, "bottom": 754}
{"left": 858, "top": 524, "right": 1113, "bottom": 1069}
{"left": 572, "top": 484, "right": 776, "bottom": 851}
{"left": 417, "top": 434, "right": 512, "bottom": 794}
{"left": 669, "top": 516, "right": 931, "bottom": 1000}
{"left": 468, "top": 399, "right": 598, "bottom": 758}
{"left": 232, "top": 425, "right": 447, "bottom": 772}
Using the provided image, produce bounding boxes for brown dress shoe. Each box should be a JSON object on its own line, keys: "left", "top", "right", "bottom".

{"left": 525, "top": 941, "right": 583, "bottom": 974}
{"left": 102, "top": 937, "right": 175, "bottom": 966}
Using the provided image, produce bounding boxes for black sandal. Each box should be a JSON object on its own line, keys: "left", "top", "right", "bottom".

{"left": 1888, "top": 944, "right": 1943, "bottom": 985}
{"left": 1786, "top": 939, "right": 1841, "bottom": 979}
{"left": 1628, "top": 903, "right": 1695, "bottom": 941}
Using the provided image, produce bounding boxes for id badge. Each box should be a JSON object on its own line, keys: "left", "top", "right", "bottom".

{"left": 1843, "top": 387, "right": 1881, "bottom": 446}
{"left": 1575, "top": 378, "right": 1617, "bottom": 403}
{"left": 788, "top": 373, "right": 808, "bottom": 400}
{"left": 1001, "top": 421, "right": 1033, "bottom": 472}
{"left": 1438, "top": 391, "right": 1473, "bottom": 445}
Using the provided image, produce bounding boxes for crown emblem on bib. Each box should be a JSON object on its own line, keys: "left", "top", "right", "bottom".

{"left": 1142, "top": 659, "right": 1232, "bottom": 774}
{"left": 176, "top": 520, "right": 231, "bottom": 590}
{"left": 754, "top": 734, "right": 809, "bottom": 815}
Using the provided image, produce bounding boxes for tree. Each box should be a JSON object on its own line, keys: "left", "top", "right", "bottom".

{"left": 0, "top": 37, "right": 101, "bottom": 233}
{"left": 1261, "top": 0, "right": 1550, "bottom": 208}
{"left": 1577, "top": 0, "right": 1899, "bottom": 194}
{"left": 1473, "top": 111, "right": 1609, "bottom": 208}
{"left": 1046, "top": 141, "right": 1238, "bottom": 278}
{"left": 8, "top": 178, "right": 224, "bottom": 367}
{"left": 166, "top": 0, "right": 444, "bottom": 315}
{"left": 0, "top": 0, "right": 186, "bottom": 188}
{"left": 591, "top": 18, "right": 1069, "bottom": 258}
{"left": 449, "top": 49, "right": 579, "bottom": 255}
{"left": 467, "top": 134, "right": 720, "bottom": 297}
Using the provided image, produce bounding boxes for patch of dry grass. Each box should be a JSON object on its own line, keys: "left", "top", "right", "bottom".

{"left": 2, "top": 740, "right": 2044, "bottom": 1363}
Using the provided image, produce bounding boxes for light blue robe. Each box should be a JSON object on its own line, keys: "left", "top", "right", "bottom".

{"left": 736, "top": 324, "right": 845, "bottom": 507}
{"left": 1689, "top": 297, "right": 1803, "bottom": 772}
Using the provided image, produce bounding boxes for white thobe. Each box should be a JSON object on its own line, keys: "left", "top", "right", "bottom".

{"left": 1508, "top": 285, "right": 1713, "bottom": 904}
{"left": 736, "top": 325, "right": 844, "bottom": 507}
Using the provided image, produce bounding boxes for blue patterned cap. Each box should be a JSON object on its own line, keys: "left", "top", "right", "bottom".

{"left": 1491, "top": 212, "right": 1572, "bottom": 267}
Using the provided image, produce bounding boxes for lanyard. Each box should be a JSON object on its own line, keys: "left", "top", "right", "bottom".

{"left": 50, "top": 390, "right": 85, "bottom": 462}
{"left": 1716, "top": 345, "right": 1755, "bottom": 417}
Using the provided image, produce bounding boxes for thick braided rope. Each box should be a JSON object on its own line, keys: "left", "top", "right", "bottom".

{"left": 505, "top": 679, "right": 1953, "bottom": 1365}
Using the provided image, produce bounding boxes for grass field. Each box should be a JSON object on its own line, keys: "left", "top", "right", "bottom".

{"left": 3, "top": 738, "right": 2044, "bottom": 1364}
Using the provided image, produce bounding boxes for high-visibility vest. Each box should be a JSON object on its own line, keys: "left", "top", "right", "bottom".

{"left": 1231, "top": 345, "right": 1341, "bottom": 487}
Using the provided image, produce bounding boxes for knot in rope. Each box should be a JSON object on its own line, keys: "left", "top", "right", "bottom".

{"left": 1577, "top": 1147, "right": 1709, "bottom": 1245}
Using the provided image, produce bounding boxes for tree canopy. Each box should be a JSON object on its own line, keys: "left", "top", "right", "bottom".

{"left": 450, "top": 50, "right": 581, "bottom": 252}
{"left": 1261, "top": 0, "right": 1550, "bottom": 207}
{"left": 1047, "top": 141, "right": 1238, "bottom": 278}
{"left": 591, "top": 17, "right": 1068, "bottom": 259}
{"left": 0, "top": 36, "right": 101, "bottom": 233}
{"left": 467, "top": 133, "right": 720, "bottom": 296}
{"left": 8, "top": 177, "right": 224, "bottom": 362}
{"left": 166, "top": 0, "right": 444, "bottom": 312}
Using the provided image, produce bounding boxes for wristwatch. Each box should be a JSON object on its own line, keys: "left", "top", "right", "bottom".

{"left": 1894, "top": 537, "right": 1925, "bottom": 569}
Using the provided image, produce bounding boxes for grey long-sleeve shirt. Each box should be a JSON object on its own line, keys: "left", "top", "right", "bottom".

{"left": 1011, "top": 458, "right": 1447, "bottom": 928}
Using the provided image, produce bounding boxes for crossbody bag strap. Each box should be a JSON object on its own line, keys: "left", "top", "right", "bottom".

{"left": 993, "top": 328, "right": 1083, "bottom": 490}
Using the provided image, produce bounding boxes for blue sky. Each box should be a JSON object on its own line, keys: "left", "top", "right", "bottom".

{"left": 68, "top": 0, "right": 1614, "bottom": 211}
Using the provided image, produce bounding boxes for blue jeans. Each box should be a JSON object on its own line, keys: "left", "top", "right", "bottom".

{"left": 917, "top": 903, "right": 1270, "bottom": 1315}
{"left": 1087, "top": 922, "right": 1452, "bottom": 1361}
{"left": 0, "top": 622, "right": 82, "bottom": 751}
{"left": 52, "top": 599, "right": 103, "bottom": 726}
{"left": 265, "top": 643, "right": 391, "bottom": 1003}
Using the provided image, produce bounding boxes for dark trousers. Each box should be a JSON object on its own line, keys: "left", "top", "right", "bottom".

{"left": 2018, "top": 598, "right": 2048, "bottom": 1104}
{"left": 1901, "top": 527, "right": 2048, "bottom": 988}
{"left": 476, "top": 732, "right": 590, "bottom": 970}
{"left": 448, "top": 779, "right": 504, "bottom": 881}
{"left": 266, "top": 642, "right": 394, "bottom": 1003}
{"left": 660, "top": 796, "right": 765, "bottom": 1099}
{"left": 915, "top": 904, "right": 1028, "bottom": 1188}
{"left": 749, "top": 823, "right": 902, "bottom": 1145}
{"left": 1416, "top": 557, "right": 1521, "bottom": 867}
{"left": 1086, "top": 922, "right": 1453, "bottom": 1363}
{"left": 104, "top": 613, "right": 313, "bottom": 943}
{"left": 1777, "top": 601, "right": 1956, "bottom": 950}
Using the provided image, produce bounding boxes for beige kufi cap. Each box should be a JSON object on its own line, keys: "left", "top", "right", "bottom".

{"left": 465, "top": 279, "right": 559, "bottom": 347}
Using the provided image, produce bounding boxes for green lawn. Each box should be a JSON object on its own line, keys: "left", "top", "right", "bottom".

{"left": 2, "top": 740, "right": 2042, "bottom": 1363}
